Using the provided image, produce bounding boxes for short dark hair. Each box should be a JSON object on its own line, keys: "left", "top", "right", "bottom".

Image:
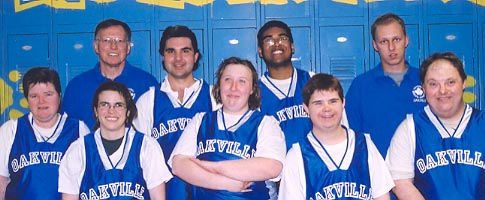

{"left": 92, "top": 81, "right": 138, "bottom": 130}
{"left": 22, "top": 67, "right": 61, "bottom": 99}
{"left": 94, "top": 19, "right": 132, "bottom": 41}
{"left": 212, "top": 57, "right": 261, "bottom": 110}
{"left": 302, "top": 73, "right": 344, "bottom": 106}
{"left": 159, "top": 25, "right": 201, "bottom": 71}
{"left": 371, "top": 13, "right": 406, "bottom": 41}
{"left": 419, "top": 52, "right": 467, "bottom": 84}
{"left": 257, "top": 20, "right": 294, "bottom": 48}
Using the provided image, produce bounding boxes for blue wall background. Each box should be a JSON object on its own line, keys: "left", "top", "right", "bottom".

{"left": 1, "top": 0, "right": 484, "bottom": 124}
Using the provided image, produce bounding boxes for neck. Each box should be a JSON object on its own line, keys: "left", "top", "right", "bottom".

{"left": 223, "top": 106, "right": 249, "bottom": 116}
{"left": 268, "top": 65, "right": 293, "bottom": 80}
{"left": 382, "top": 62, "right": 407, "bottom": 73}
{"left": 313, "top": 125, "right": 346, "bottom": 145}
{"left": 100, "top": 127, "right": 126, "bottom": 140}
{"left": 100, "top": 63, "right": 125, "bottom": 80}
{"left": 33, "top": 113, "right": 60, "bottom": 129}
{"left": 167, "top": 75, "right": 196, "bottom": 102}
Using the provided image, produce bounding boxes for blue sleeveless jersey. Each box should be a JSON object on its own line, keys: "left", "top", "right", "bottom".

{"left": 259, "top": 68, "right": 312, "bottom": 151}
{"left": 152, "top": 81, "right": 211, "bottom": 200}
{"left": 413, "top": 108, "right": 485, "bottom": 200}
{"left": 193, "top": 110, "right": 269, "bottom": 200}
{"left": 7, "top": 114, "right": 80, "bottom": 200}
{"left": 79, "top": 131, "right": 148, "bottom": 200}
{"left": 300, "top": 132, "right": 372, "bottom": 200}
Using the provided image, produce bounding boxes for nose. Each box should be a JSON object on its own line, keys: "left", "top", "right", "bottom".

{"left": 109, "top": 41, "right": 118, "bottom": 49}
{"left": 230, "top": 81, "right": 238, "bottom": 91}
{"left": 389, "top": 41, "right": 396, "bottom": 51}
{"left": 439, "top": 83, "right": 447, "bottom": 94}
{"left": 175, "top": 51, "right": 183, "bottom": 61}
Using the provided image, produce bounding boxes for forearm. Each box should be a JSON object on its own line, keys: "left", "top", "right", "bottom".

{"left": 62, "top": 193, "right": 79, "bottom": 200}
{"left": 148, "top": 183, "right": 166, "bottom": 200}
{"left": 172, "top": 155, "right": 246, "bottom": 192}
{"left": 392, "top": 179, "right": 424, "bottom": 200}
{"left": 209, "top": 157, "right": 282, "bottom": 182}
{"left": 0, "top": 176, "right": 8, "bottom": 200}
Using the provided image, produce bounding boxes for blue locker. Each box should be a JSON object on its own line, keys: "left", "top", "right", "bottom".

{"left": 104, "top": 1, "right": 154, "bottom": 23}
{"left": 369, "top": 0, "right": 420, "bottom": 17}
{"left": 156, "top": 3, "right": 205, "bottom": 21}
{"left": 425, "top": 0, "right": 475, "bottom": 16}
{"left": 263, "top": 1, "right": 311, "bottom": 18}
{"left": 428, "top": 23, "right": 477, "bottom": 106}
{"left": 8, "top": 34, "right": 50, "bottom": 67}
{"left": 129, "top": 30, "right": 154, "bottom": 76}
{"left": 211, "top": 27, "right": 258, "bottom": 83}
{"left": 211, "top": 1, "right": 256, "bottom": 20}
{"left": 56, "top": 32, "right": 98, "bottom": 89}
{"left": 319, "top": 25, "right": 365, "bottom": 93}
{"left": 318, "top": 0, "right": 366, "bottom": 18}
{"left": 52, "top": 0, "right": 102, "bottom": 25}
{"left": 289, "top": 26, "right": 313, "bottom": 73}
{"left": 3, "top": 1, "right": 51, "bottom": 28}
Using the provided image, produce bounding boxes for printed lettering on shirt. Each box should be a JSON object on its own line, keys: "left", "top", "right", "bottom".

{"left": 10, "top": 151, "right": 63, "bottom": 172}
{"left": 275, "top": 105, "right": 308, "bottom": 122}
{"left": 151, "top": 117, "right": 192, "bottom": 139}
{"left": 196, "top": 139, "right": 256, "bottom": 159}
{"left": 310, "top": 182, "right": 372, "bottom": 200}
{"left": 80, "top": 182, "right": 145, "bottom": 200}
{"left": 416, "top": 149, "right": 485, "bottom": 174}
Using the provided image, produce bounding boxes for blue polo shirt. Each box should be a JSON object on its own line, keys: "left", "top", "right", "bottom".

{"left": 345, "top": 63, "right": 426, "bottom": 156}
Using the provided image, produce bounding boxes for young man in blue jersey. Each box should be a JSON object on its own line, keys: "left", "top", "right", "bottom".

{"left": 0, "top": 67, "right": 90, "bottom": 200}
{"left": 345, "top": 13, "right": 426, "bottom": 157}
{"left": 134, "top": 25, "right": 213, "bottom": 200}
{"left": 257, "top": 20, "right": 314, "bottom": 151}
{"left": 279, "top": 73, "right": 394, "bottom": 200}
{"left": 386, "top": 52, "right": 485, "bottom": 199}
{"left": 62, "top": 19, "right": 158, "bottom": 129}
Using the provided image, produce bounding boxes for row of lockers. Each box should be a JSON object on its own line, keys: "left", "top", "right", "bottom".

{"left": 1, "top": 1, "right": 484, "bottom": 124}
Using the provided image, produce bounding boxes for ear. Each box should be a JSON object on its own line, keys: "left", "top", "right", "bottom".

{"left": 291, "top": 43, "right": 295, "bottom": 54}
{"left": 126, "top": 42, "right": 132, "bottom": 55}
{"left": 303, "top": 103, "right": 309, "bottom": 114}
{"left": 372, "top": 40, "right": 378, "bottom": 52}
{"left": 93, "top": 41, "right": 100, "bottom": 54}
{"left": 257, "top": 47, "right": 263, "bottom": 58}
{"left": 195, "top": 52, "right": 200, "bottom": 61}
{"left": 404, "top": 35, "right": 409, "bottom": 48}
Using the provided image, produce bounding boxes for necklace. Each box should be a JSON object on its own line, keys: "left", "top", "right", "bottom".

{"left": 103, "top": 127, "right": 130, "bottom": 169}
{"left": 264, "top": 69, "right": 294, "bottom": 97}
{"left": 311, "top": 128, "right": 349, "bottom": 169}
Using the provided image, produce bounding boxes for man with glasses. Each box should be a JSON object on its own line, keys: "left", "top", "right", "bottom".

{"left": 257, "top": 20, "right": 313, "bottom": 152}
{"left": 63, "top": 19, "right": 158, "bottom": 129}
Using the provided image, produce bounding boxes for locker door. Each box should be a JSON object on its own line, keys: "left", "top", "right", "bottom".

{"left": 263, "top": 1, "right": 311, "bottom": 18}
{"left": 318, "top": 0, "right": 365, "bottom": 18}
{"left": 4, "top": 1, "right": 51, "bottom": 28}
{"left": 428, "top": 23, "right": 476, "bottom": 105}
{"left": 369, "top": 0, "right": 420, "bottom": 17}
{"left": 53, "top": 0, "right": 102, "bottom": 25}
{"left": 156, "top": 2, "right": 205, "bottom": 21}
{"left": 290, "top": 26, "right": 313, "bottom": 73}
{"left": 104, "top": 1, "right": 154, "bottom": 24}
{"left": 319, "top": 25, "right": 365, "bottom": 93}
{"left": 57, "top": 32, "right": 98, "bottom": 89}
{"left": 211, "top": 28, "right": 258, "bottom": 82}
{"left": 129, "top": 30, "right": 154, "bottom": 76}
{"left": 211, "top": 1, "right": 256, "bottom": 20}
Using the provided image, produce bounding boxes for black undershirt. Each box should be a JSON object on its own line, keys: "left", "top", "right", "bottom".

{"left": 101, "top": 136, "right": 124, "bottom": 155}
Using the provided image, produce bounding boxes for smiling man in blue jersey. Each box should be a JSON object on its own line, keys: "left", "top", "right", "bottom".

{"left": 134, "top": 25, "right": 213, "bottom": 200}
{"left": 257, "top": 20, "right": 314, "bottom": 152}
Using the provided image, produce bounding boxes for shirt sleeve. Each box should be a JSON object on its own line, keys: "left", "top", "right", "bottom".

{"left": 133, "top": 87, "right": 155, "bottom": 135}
{"left": 78, "top": 121, "right": 91, "bottom": 137}
{"left": 365, "top": 134, "right": 395, "bottom": 198}
{"left": 58, "top": 138, "right": 86, "bottom": 195}
{"left": 278, "top": 143, "right": 305, "bottom": 200}
{"left": 0, "top": 120, "right": 18, "bottom": 177}
{"left": 385, "top": 114, "right": 416, "bottom": 180}
{"left": 167, "top": 112, "right": 205, "bottom": 167}
{"left": 255, "top": 116, "right": 286, "bottom": 164}
{"left": 140, "top": 136, "right": 173, "bottom": 189}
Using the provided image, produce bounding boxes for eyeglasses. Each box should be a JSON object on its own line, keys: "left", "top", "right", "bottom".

{"left": 97, "top": 102, "right": 126, "bottom": 111}
{"left": 263, "top": 35, "right": 290, "bottom": 46}
{"left": 95, "top": 37, "right": 129, "bottom": 45}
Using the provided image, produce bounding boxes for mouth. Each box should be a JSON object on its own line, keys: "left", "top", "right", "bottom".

{"left": 108, "top": 53, "right": 119, "bottom": 56}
